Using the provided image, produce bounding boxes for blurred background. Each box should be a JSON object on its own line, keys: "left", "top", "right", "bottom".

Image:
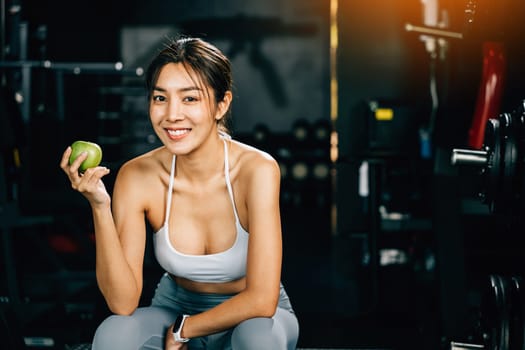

{"left": 2, "top": 0, "right": 525, "bottom": 349}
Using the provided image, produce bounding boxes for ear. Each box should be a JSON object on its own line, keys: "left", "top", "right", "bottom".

{"left": 215, "top": 91, "right": 233, "bottom": 120}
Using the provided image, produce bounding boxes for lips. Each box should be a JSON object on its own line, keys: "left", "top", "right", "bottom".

{"left": 166, "top": 128, "right": 191, "bottom": 139}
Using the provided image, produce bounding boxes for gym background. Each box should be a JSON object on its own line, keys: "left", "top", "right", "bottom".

{"left": 1, "top": 0, "right": 525, "bottom": 349}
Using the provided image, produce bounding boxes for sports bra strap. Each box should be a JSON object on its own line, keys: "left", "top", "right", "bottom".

{"left": 223, "top": 139, "right": 240, "bottom": 224}
{"left": 164, "top": 154, "right": 176, "bottom": 226}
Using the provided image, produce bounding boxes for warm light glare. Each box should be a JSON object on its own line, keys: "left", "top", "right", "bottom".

{"left": 329, "top": 0, "right": 339, "bottom": 163}
{"left": 330, "top": 0, "right": 338, "bottom": 124}
{"left": 330, "top": 0, "right": 339, "bottom": 237}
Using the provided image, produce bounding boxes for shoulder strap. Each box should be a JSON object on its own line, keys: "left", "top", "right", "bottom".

{"left": 223, "top": 140, "right": 240, "bottom": 223}
{"left": 164, "top": 155, "right": 176, "bottom": 225}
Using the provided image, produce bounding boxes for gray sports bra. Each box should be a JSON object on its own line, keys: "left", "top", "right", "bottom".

{"left": 153, "top": 139, "right": 249, "bottom": 283}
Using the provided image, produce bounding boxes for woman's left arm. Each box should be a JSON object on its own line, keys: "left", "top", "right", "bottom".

{"left": 173, "top": 153, "right": 283, "bottom": 339}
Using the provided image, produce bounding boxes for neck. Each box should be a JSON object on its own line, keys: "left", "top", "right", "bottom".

{"left": 175, "top": 135, "right": 226, "bottom": 183}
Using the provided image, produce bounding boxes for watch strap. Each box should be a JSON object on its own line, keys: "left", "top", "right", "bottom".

{"left": 173, "top": 314, "right": 190, "bottom": 343}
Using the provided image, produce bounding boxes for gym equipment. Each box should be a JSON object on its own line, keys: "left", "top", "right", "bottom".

{"left": 508, "top": 276, "right": 524, "bottom": 350}
{"left": 451, "top": 100, "right": 525, "bottom": 216}
{"left": 480, "top": 274, "right": 511, "bottom": 350}
{"left": 291, "top": 118, "right": 311, "bottom": 143}
{"left": 0, "top": 4, "right": 144, "bottom": 347}
{"left": 312, "top": 118, "right": 331, "bottom": 144}
{"left": 467, "top": 41, "right": 506, "bottom": 150}
{"left": 475, "top": 275, "right": 525, "bottom": 350}
{"left": 449, "top": 103, "right": 525, "bottom": 350}
{"left": 451, "top": 102, "right": 525, "bottom": 350}
{"left": 453, "top": 274, "right": 525, "bottom": 350}
{"left": 252, "top": 123, "right": 271, "bottom": 145}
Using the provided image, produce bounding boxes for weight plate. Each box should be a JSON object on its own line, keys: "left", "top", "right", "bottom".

{"left": 508, "top": 276, "right": 519, "bottom": 350}
{"left": 481, "top": 119, "right": 502, "bottom": 212}
{"left": 516, "top": 110, "right": 525, "bottom": 216}
{"left": 498, "top": 275, "right": 511, "bottom": 350}
{"left": 501, "top": 113, "right": 518, "bottom": 213}
{"left": 508, "top": 276, "right": 524, "bottom": 350}
{"left": 481, "top": 274, "right": 499, "bottom": 349}
{"left": 481, "top": 275, "right": 511, "bottom": 350}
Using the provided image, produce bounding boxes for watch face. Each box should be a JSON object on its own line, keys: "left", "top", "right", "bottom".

{"left": 173, "top": 315, "right": 184, "bottom": 333}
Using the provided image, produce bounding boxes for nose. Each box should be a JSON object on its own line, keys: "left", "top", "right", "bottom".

{"left": 166, "top": 100, "right": 184, "bottom": 122}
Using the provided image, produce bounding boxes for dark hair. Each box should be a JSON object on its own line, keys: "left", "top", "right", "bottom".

{"left": 145, "top": 36, "right": 233, "bottom": 133}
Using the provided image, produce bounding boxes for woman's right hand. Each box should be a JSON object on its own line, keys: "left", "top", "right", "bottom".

{"left": 60, "top": 146, "right": 111, "bottom": 206}
{"left": 165, "top": 324, "right": 188, "bottom": 350}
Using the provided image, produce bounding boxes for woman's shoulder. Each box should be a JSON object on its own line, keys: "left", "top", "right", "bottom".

{"left": 116, "top": 146, "right": 170, "bottom": 182}
{"left": 231, "top": 139, "right": 276, "bottom": 163}
{"left": 112, "top": 147, "right": 171, "bottom": 211}
{"left": 230, "top": 139, "right": 280, "bottom": 178}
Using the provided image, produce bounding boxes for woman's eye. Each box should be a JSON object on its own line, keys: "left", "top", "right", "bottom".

{"left": 152, "top": 95, "right": 166, "bottom": 102}
{"left": 183, "top": 96, "right": 198, "bottom": 102}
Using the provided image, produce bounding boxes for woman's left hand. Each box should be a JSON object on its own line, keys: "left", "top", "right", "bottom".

{"left": 165, "top": 324, "right": 188, "bottom": 350}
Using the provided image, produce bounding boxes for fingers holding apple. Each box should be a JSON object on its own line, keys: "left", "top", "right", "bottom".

{"left": 61, "top": 141, "right": 111, "bottom": 205}
{"left": 68, "top": 140, "right": 103, "bottom": 172}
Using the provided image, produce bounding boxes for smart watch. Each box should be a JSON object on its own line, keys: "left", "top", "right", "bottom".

{"left": 172, "top": 314, "right": 190, "bottom": 343}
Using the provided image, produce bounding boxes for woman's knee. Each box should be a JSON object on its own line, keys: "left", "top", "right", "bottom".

{"left": 92, "top": 315, "right": 142, "bottom": 350}
{"left": 231, "top": 317, "right": 280, "bottom": 350}
{"left": 91, "top": 307, "right": 176, "bottom": 350}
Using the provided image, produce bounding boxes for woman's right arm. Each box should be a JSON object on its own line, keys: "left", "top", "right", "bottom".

{"left": 60, "top": 147, "right": 147, "bottom": 315}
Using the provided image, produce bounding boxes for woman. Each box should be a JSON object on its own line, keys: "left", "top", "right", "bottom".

{"left": 60, "top": 36, "right": 299, "bottom": 350}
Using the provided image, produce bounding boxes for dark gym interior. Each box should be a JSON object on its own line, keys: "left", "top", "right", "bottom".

{"left": 2, "top": 0, "right": 525, "bottom": 349}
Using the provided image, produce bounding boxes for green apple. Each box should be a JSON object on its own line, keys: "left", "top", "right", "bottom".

{"left": 69, "top": 140, "right": 103, "bottom": 172}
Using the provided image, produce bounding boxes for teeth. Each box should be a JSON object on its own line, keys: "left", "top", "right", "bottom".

{"left": 168, "top": 129, "right": 189, "bottom": 136}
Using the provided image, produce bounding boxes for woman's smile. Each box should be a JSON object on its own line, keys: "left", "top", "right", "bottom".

{"left": 166, "top": 128, "right": 191, "bottom": 140}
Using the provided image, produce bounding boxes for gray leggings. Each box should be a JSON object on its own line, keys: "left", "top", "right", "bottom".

{"left": 91, "top": 273, "right": 299, "bottom": 350}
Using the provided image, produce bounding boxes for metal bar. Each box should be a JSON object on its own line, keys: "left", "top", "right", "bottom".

{"left": 19, "top": 21, "right": 30, "bottom": 124}
{"left": 451, "top": 148, "right": 488, "bottom": 166}
{"left": 0, "top": 0, "right": 5, "bottom": 62}
{"left": 0, "top": 60, "right": 143, "bottom": 75}
{"left": 450, "top": 342, "right": 484, "bottom": 349}
{"left": 405, "top": 23, "right": 463, "bottom": 39}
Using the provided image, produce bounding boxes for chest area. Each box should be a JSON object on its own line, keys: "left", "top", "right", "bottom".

{"left": 168, "top": 183, "right": 240, "bottom": 255}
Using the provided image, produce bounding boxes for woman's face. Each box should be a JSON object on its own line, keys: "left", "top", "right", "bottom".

{"left": 149, "top": 62, "right": 225, "bottom": 155}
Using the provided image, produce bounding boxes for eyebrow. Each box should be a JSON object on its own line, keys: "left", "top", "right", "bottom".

{"left": 152, "top": 86, "right": 203, "bottom": 93}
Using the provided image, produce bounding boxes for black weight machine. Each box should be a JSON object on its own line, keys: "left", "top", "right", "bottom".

{"left": 0, "top": 0, "right": 143, "bottom": 348}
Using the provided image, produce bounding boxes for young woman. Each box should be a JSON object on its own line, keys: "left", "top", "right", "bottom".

{"left": 60, "top": 36, "right": 299, "bottom": 350}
